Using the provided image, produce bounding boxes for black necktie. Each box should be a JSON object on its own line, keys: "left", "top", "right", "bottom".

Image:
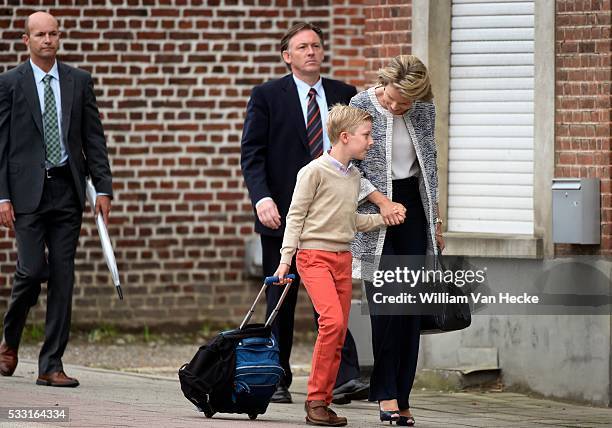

{"left": 307, "top": 88, "right": 323, "bottom": 158}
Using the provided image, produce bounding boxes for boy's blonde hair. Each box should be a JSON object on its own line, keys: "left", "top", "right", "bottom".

{"left": 327, "top": 104, "right": 372, "bottom": 145}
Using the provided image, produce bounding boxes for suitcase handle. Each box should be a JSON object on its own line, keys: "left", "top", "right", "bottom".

{"left": 264, "top": 274, "right": 296, "bottom": 285}
{"left": 239, "top": 275, "right": 297, "bottom": 330}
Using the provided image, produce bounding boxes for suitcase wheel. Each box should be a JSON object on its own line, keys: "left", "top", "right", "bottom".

{"left": 204, "top": 410, "right": 215, "bottom": 418}
{"left": 248, "top": 414, "right": 258, "bottom": 420}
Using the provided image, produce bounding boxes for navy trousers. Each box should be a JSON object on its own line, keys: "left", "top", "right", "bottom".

{"left": 367, "top": 177, "right": 426, "bottom": 410}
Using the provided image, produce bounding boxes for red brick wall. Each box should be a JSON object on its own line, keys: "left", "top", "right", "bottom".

{"left": 363, "top": 0, "right": 412, "bottom": 83}
{"left": 6, "top": 0, "right": 609, "bottom": 329}
{"left": 555, "top": 0, "right": 612, "bottom": 255}
{"left": 0, "top": 2, "right": 366, "bottom": 329}
{"left": 331, "top": 0, "right": 367, "bottom": 88}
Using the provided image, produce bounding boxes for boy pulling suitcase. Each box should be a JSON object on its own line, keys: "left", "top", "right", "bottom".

{"left": 275, "top": 105, "right": 405, "bottom": 426}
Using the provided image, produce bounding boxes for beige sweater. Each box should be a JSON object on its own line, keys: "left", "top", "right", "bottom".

{"left": 280, "top": 153, "right": 385, "bottom": 265}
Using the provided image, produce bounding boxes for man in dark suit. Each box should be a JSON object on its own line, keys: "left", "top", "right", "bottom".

{"left": 241, "top": 22, "right": 368, "bottom": 405}
{"left": 0, "top": 11, "right": 113, "bottom": 387}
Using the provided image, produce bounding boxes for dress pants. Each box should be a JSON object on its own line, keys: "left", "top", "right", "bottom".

{"left": 2, "top": 169, "right": 83, "bottom": 375}
{"left": 367, "top": 177, "right": 426, "bottom": 410}
{"left": 297, "top": 250, "right": 353, "bottom": 403}
{"left": 261, "top": 235, "right": 360, "bottom": 389}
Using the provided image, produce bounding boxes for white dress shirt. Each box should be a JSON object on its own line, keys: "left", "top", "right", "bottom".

{"left": 392, "top": 115, "right": 420, "bottom": 179}
{"left": 324, "top": 152, "right": 353, "bottom": 176}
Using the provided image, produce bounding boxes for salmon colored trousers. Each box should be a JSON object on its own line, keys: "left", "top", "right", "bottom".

{"left": 296, "top": 249, "right": 353, "bottom": 404}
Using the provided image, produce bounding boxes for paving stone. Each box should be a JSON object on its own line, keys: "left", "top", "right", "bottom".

{"left": 1, "top": 361, "right": 610, "bottom": 427}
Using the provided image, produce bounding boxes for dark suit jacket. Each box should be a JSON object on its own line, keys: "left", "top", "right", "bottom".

{"left": 240, "top": 74, "right": 357, "bottom": 237}
{"left": 0, "top": 61, "right": 113, "bottom": 214}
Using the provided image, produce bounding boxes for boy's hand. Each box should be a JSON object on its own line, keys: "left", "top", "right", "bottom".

{"left": 273, "top": 263, "right": 292, "bottom": 285}
{"left": 393, "top": 202, "right": 406, "bottom": 215}
{"left": 436, "top": 223, "right": 445, "bottom": 252}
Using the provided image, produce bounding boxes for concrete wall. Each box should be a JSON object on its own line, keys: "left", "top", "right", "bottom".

{"left": 419, "top": 257, "right": 612, "bottom": 406}
{"left": 422, "top": 315, "right": 611, "bottom": 405}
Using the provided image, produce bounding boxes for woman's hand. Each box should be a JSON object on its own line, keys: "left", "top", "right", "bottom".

{"left": 379, "top": 199, "right": 406, "bottom": 226}
{"left": 435, "top": 223, "right": 445, "bottom": 252}
{"left": 367, "top": 191, "right": 406, "bottom": 226}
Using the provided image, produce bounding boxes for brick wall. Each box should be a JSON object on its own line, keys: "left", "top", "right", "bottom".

{"left": 331, "top": 0, "right": 367, "bottom": 87}
{"left": 363, "top": 0, "right": 412, "bottom": 82}
{"left": 5, "top": 0, "right": 609, "bottom": 330}
{"left": 555, "top": 0, "right": 612, "bottom": 255}
{"left": 0, "top": 1, "right": 367, "bottom": 329}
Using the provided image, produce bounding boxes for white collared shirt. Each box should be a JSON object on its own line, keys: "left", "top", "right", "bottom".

{"left": 30, "top": 59, "right": 68, "bottom": 168}
{"left": 392, "top": 115, "right": 419, "bottom": 179}
{"left": 292, "top": 75, "right": 331, "bottom": 153}
{"left": 323, "top": 152, "right": 353, "bottom": 176}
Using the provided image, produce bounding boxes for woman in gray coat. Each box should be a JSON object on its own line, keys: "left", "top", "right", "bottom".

{"left": 350, "top": 55, "right": 444, "bottom": 426}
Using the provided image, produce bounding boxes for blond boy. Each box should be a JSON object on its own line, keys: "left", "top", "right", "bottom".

{"left": 275, "top": 105, "right": 405, "bottom": 426}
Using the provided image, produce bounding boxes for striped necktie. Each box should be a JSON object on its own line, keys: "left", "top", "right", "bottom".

{"left": 307, "top": 88, "right": 323, "bottom": 159}
{"left": 42, "top": 75, "right": 61, "bottom": 166}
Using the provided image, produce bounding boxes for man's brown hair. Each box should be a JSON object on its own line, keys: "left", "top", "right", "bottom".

{"left": 279, "top": 22, "right": 324, "bottom": 70}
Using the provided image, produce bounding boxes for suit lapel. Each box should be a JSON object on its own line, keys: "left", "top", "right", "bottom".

{"left": 17, "top": 62, "right": 44, "bottom": 137}
{"left": 322, "top": 78, "right": 340, "bottom": 106}
{"left": 58, "top": 62, "right": 73, "bottom": 147}
{"left": 282, "top": 75, "right": 310, "bottom": 152}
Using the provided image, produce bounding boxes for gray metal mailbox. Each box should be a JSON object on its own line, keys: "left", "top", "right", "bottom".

{"left": 552, "top": 178, "right": 600, "bottom": 244}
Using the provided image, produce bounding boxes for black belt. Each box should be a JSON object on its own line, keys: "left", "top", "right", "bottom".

{"left": 45, "top": 164, "right": 71, "bottom": 179}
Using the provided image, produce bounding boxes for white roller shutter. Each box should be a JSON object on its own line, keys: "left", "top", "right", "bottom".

{"left": 448, "top": 0, "right": 535, "bottom": 235}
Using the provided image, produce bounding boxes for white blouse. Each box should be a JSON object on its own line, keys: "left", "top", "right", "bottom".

{"left": 391, "top": 115, "right": 420, "bottom": 179}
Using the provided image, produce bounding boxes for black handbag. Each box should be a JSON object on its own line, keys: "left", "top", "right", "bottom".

{"left": 419, "top": 255, "right": 473, "bottom": 335}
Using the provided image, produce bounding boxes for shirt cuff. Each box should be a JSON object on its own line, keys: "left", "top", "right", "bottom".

{"left": 0, "top": 199, "right": 10, "bottom": 204}
{"left": 358, "top": 180, "right": 377, "bottom": 203}
{"left": 255, "top": 197, "right": 273, "bottom": 209}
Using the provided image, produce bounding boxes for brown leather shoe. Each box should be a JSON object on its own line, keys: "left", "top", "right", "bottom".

{"left": 304, "top": 400, "right": 347, "bottom": 426}
{"left": 326, "top": 407, "right": 348, "bottom": 426}
{"left": 36, "top": 371, "right": 79, "bottom": 387}
{"left": 0, "top": 341, "right": 18, "bottom": 376}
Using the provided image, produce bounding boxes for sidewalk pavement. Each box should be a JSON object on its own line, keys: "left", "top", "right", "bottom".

{"left": 1, "top": 360, "right": 610, "bottom": 427}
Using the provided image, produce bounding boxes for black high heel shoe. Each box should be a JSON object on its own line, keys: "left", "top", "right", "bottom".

{"left": 397, "top": 415, "right": 415, "bottom": 426}
{"left": 379, "top": 406, "right": 400, "bottom": 424}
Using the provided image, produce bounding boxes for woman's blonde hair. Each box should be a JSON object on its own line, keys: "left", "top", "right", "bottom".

{"left": 327, "top": 104, "right": 372, "bottom": 145}
{"left": 377, "top": 55, "right": 433, "bottom": 102}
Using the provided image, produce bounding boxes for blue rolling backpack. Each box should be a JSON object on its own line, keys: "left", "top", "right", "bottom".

{"left": 179, "top": 275, "right": 295, "bottom": 420}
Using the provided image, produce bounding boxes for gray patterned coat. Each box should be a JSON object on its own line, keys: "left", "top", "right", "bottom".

{"left": 349, "top": 87, "right": 440, "bottom": 279}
